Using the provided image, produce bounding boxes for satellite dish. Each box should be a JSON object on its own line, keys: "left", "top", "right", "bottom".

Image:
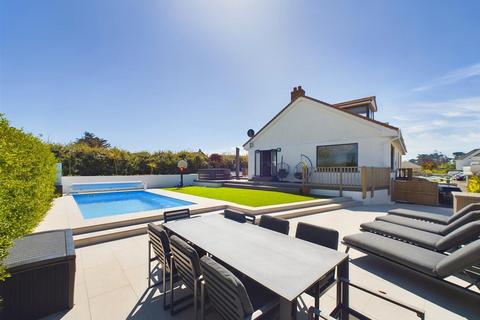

{"left": 247, "top": 129, "right": 255, "bottom": 137}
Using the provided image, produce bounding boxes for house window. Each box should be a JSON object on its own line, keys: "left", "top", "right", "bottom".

{"left": 391, "top": 145, "right": 395, "bottom": 170}
{"left": 317, "top": 143, "right": 358, "bottom": 167}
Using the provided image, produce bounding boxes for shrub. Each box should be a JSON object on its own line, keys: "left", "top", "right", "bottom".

{"left": 467, "top": 175, "right": 480, "bottom": 193}
{"left": 0, "top": 115, "right": 56, "bottom": 281}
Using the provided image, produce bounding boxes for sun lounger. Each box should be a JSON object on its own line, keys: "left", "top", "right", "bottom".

{"left": 360, "top": 220, "right": 480, "bottom": 252}
{"left": 388, "top": 203, "right": 480, "bottom": 225}
{"left": 376, "top": 210, "right": 480, "bottom": 235}
{"left": 343, "top": 233, "right": 480, "bottom": 295}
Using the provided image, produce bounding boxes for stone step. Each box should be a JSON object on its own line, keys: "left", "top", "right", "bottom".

{"left": 73, "top": 211, "right": 223, "bottom": 248}
{"left": 223, "top": 182, "right": 301, "bottom": 194}
{"left": 72, "top": 205, "right": 226, "bottom": 236}
{"left": 73, "top": 198, "right": 361, "bottom": 248}
{"left": 265, "top": 200, "right": 361, "bottom": 220}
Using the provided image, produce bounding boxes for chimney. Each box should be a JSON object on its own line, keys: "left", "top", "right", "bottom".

{"left": 290, "top": 86, "right": 305, "bottom": 102}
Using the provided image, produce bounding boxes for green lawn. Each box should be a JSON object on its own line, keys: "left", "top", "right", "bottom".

{"left": 165, "top": 186, "right": 318, "bottom": 207}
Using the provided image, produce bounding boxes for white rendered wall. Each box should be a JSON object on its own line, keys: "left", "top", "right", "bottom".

{"left": 310, "top": 189, "right": 392, "bottom": 205}
{"left": 246, "top": 98, "right": 400, "bottom": 180}
{"left": 61, "top": 174, "right": 198, "bottom": 194}
{"left": 456, "top": 159, "right": 469, "bottom": 170}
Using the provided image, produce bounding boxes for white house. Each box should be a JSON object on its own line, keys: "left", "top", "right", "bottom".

{"left": 455, "top": 149, "right": 480, "bottom": 171}
{"left": 243, "top": 86, "right": 407, "bottom": 184}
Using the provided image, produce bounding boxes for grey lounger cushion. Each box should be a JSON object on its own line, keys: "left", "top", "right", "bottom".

{"left": 376, "top": 215, "right": 446, "bottom": 234}
{"left": 387, "top": 208, "right": 450, "bottom": 224}
{"left": 435, "top": 221, "right": 480, "bottom": 252}
{"left": 344, "top": 233, "right": 480, "bottom": 278}
{"left": 360, "top": 221, "right": 442, "bottom": 250}
{"left": 435, "top": 239, "right": 480, "bottom": 277}
{"left": 361, "top": 221, "right": 480, "bottom": 252}
{"left": 388, "top": 203, "right": 480, "bottom": 225}
{"left": 343, "top": 233, "right": 445, "bottom": 276}
{"left": 376, "top": 210, "right": 480, "bottom": 236}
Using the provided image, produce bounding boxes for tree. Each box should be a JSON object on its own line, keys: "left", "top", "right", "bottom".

{"left": 109, "top": 147, "right": 123, "bottom": 175}
{"left": 147, "top": 161, "right": 156, "bottom": 174}
{"left": 75, "top": 132, "right": 111, "bottom": 148}
{"left": 209, "top": 153, "right": 223, "bottom": 168}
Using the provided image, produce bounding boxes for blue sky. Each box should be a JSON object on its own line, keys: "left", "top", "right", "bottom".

{"left": 1, "top": 0, "right": 479, "bottom": 158}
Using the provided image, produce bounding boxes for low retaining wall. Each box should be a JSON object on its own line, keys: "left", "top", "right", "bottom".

{"left": 310, "top": 188, "right": 392, "bottom": 205}
{"left": 61, "top": 174, "right": 198, "bottom": 194}
{"left": 452, "top": 192, "right": 480, "bottom": 212}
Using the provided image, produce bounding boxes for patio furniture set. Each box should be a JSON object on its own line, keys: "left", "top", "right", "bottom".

{"left": 147, "top": 208, "right": 425, "bottom": 320}
{"left": 344, "top": 203, "right": 480, "bottom": 298}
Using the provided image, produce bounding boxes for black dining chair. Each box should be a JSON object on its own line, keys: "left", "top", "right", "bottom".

{"left": 169, "top": 235, "right": 203, "bottom": 319}
{"left": 164, "top": 208, "right": 191, "bottom": 223}
{"left": 295, "top": 222, "right": 339, "bottom": 319}
{"left": 259, "top": 215, "right": 290, "bottom": 235}
{"left": 224, "top": 209, "right": 256, "bottom": 224}
{"left": 295, "top": 222, "right": 339, "bottom": 250}
{"left": 147, "top": 223, "right": 175, "bottom": 310}
{"left": 200, "top": 255, "right": 279, "bottom": 320}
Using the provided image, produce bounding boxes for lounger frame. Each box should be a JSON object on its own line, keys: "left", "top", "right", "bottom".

{"left": 343, "top": 241, "right": 480, "bottom": 299}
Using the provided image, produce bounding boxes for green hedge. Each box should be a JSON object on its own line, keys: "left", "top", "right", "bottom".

{"left": 51, "top": 143, "right": 248, "bottom": 176}
{"left": 0, "top": 115, "right": 56, "bottom": 281}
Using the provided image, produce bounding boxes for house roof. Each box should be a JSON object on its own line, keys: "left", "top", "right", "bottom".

{"left": 333, "top": 96, "right": 377, "bottom": 112}
{"left": 401, "top": 161, "right": 421, "bottom": 169}
{"left": 457, "top": 149, "right": 480, "bottom": 160}
{"left": 243, "top": 95, "right": 401, "bottom": 148}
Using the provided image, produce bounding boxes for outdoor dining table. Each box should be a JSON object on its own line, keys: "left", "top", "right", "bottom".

{"left": 163, "top": 214, "right": 349, "bottom": 320}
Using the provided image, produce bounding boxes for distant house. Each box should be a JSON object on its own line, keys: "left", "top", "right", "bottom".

{"left": 243, "top": 86, "right": 407, "bottom": 182}
{"left": 401, "top": 161, "right": 422, "bottom": 176}
{"left": 401, "top": 161, "right": 421, "bottom": 170}
{"left": 455, "top": 149, "right": 480, "bottom": 170}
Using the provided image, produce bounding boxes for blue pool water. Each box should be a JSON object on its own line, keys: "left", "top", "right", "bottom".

{"left": 73, "top": 191, "right": 194, "bottom": 219}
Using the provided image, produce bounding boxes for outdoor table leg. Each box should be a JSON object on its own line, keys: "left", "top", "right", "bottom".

{"left": 337, "top": 258, "right": 349, "bottom": 320}
{"left": 279, "top": 298, "right": 297, "bottom": 320}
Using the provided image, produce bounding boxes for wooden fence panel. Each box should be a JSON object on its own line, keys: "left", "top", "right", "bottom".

{"left": 392, "top": 179, "right": 438, "bottom": 206}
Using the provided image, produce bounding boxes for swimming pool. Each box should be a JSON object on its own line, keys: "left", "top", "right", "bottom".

{"left": 73, "top": 191, "right": 194, "bottom": 219}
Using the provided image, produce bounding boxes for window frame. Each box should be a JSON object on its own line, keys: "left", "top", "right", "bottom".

{"left": 316, "top": 143, "right": 359, "bottom": 168}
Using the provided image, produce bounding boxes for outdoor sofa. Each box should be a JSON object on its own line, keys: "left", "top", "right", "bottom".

{"left": 387, "top": 202, "right": 480, "bottom": 225}
{"left": 376, "top": 210, "right": 480, "bottom": 235}
{"left": 343, "top": 233, "right": 480, "bottom": 296}
{"left": 360, "top": 220, "right": 480, "bottom": 252}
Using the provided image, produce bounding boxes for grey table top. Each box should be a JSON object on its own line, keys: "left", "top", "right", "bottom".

{"left": 164, "top": 215, "right": 348, "bottom": 301}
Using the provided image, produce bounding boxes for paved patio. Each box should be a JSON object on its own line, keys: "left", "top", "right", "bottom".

{"left": 40, "top": 204, "right": 479, "bottom": 320}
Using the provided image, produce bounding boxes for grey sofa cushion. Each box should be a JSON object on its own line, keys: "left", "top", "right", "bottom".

{"left": 343, "top": 233, "right": 445, "bottom": 276}
{"left": 387, "top": 208, "right": 450, "bottom": 224}
{"left": 435, "top": 221, "right": 480, "bottom": 252}
{"left": 360, "top": 221, "right": 441, "bottom": 250}
{"left": 434, "top": 239, "right": 480, "bottom": 278}
{"left": 442, "top": 211, "right": 480, "bottom": 235}
{"left": 376, "top": 215, "right": 446, "bottom": 234}
{"left": 200, "top": 255, "right": 254, "bottom": 316}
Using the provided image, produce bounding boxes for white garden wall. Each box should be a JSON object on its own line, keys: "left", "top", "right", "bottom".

{"left": 61, "top": 174, "right": 198, "bottom": 194}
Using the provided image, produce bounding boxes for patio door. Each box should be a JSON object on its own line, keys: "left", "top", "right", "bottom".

{"left": 255, "top": 150, "right": 277, "bottom": 177}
